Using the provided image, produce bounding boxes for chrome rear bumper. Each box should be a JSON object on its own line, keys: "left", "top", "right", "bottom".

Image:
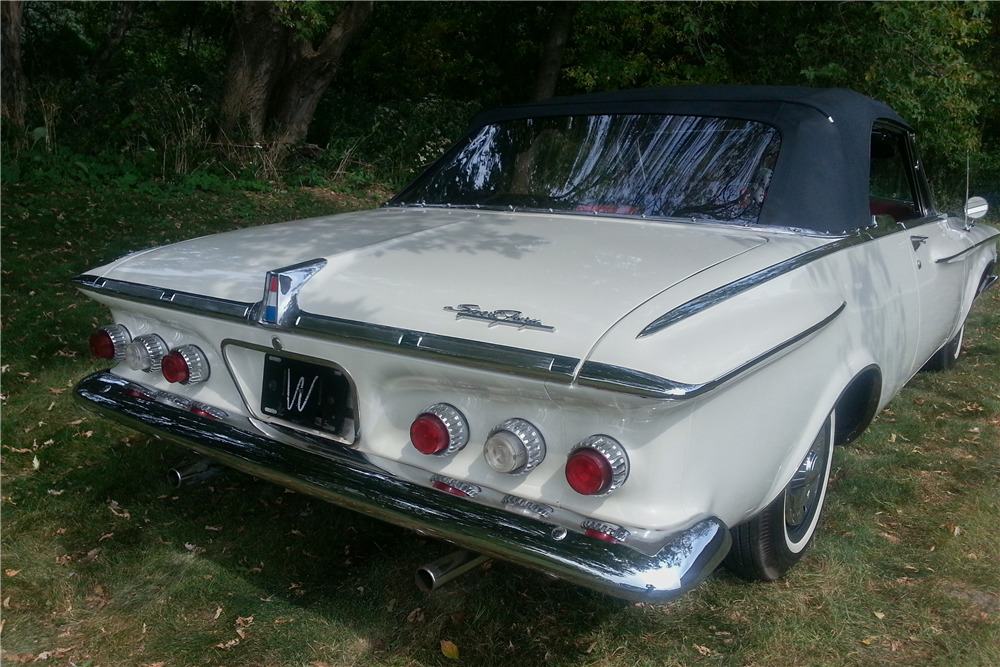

{"left": 75, "top": 371, "right": 730, "bottom": 603}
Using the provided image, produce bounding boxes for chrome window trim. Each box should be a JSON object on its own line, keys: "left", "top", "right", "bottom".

{"left": 583, "top": 302, "right": 846, "bottom": 400}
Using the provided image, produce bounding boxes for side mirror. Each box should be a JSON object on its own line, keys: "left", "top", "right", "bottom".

{"left": 964, "top": 196, "right": 989, "bottom": 220}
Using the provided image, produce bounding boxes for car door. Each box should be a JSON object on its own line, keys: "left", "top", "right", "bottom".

{"left": 869, "top": 123, "right": 968, "bottom": 369}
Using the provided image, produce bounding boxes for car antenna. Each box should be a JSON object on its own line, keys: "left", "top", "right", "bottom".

{"left": 964, "top": 150, "right": 971, "bottom": 229}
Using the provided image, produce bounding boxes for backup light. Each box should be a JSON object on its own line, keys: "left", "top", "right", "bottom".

{"left": 410, "top": 403, "right": 469, "bottom": 455}
{"left": 161, "top": 345, "right": 210, "bottom": 384}
{"left": 89, "top": 324, "right": 131, "bottom": 361}
{"left": 484, "top": 418, "right": 545, "bottom": 474}
{"left": 565, "top": 435, "right": 630, "bottom": 496}
{"left": 125, "top": 334, "right": 169, "bottom": 372}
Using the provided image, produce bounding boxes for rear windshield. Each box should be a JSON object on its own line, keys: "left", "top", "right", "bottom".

{"left": 394, "top": 114, "right": 781, "bottom": 225}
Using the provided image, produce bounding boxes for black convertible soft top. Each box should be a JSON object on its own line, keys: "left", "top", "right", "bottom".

{"left": 467, "top": 86, "right": 915, "bottom": 234}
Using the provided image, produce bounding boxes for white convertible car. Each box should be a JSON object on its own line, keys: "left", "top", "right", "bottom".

{"left": 75, "top": 86, "right": 997, "bottom": 602}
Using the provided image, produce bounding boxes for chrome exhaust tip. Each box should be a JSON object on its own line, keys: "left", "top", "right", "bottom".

{"left": 167, "top": 458, "right": 221, "bottom": 488}
{"left": 415, "top": 550, "right": 489, "bottom": 593}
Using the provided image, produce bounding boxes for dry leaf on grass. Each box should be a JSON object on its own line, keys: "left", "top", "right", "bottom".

{"left": 441, "top": 640, "right": 460, "bottom": 660}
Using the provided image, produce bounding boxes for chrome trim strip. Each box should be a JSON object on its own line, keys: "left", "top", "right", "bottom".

{"left": 293, "top": 313, "right": 579, "bottom": 379}
{"left": 583, "top": 302, "right": 846, "bottom": 399}
{"left": 72, "top": 274, "right": 580, "bottom": 382}
{"left": 73, "top": 274, "right": 253, "bottom": 320}
{"left": 638, "top": 239, "right": 858, "bottom": 338}
{"left": 75, "top": 371, "right": 730, "bottom": 603}
{"left": 934, "top": 232, "right": 1000, "bottom": 265}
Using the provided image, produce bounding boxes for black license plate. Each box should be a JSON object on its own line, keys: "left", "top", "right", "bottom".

{"left": 260, "top": 355, "right": 351, "bottom": 436}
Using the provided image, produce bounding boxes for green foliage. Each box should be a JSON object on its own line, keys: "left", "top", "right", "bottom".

{"left": 564, "top": 2, "right": 733, "bottom": 90}
{"left": 305, "top": 93, "right": 480, "bottom": 190}
{"left": 4, "top": 0, "right": 998, "bottom": 205}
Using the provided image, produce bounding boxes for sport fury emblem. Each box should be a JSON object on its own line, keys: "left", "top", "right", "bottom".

{"left": 257, "top": 258, "right": 327, "bottom": 326}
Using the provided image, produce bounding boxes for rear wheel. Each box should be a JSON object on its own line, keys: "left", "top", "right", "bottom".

{"left": 921, "top": 325, "right": 964, "bottom": 372}
{"left": 725, "top": 412, "right": 835, "bottom": 581}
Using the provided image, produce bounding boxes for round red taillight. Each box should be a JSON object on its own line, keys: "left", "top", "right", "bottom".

{"left": 565, "top": 435, "right": 630, "bottom": 496}
{"left": 90, "top": 330, "right": 116, "bottom": 359}
{"left": 565, "top": 448, "right": 614, "bottom": 495}
{"left": 161, "top": 351, "right": 190, "bottom": 384}
{"left": 89, "top": 325, "right": 130, "bottom": 361}
{"left": 410, "top": 413, "right": 451, "bottom": 455}
{"left": 161, "top": 345, "right": 210, "bottom": 384}
{"left": 410, "top": 404, "right": 469, "bottom": 456}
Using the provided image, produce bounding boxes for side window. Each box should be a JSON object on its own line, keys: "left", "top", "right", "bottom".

{"left": 869, "top": 127, "right": 921, "bottom": 222}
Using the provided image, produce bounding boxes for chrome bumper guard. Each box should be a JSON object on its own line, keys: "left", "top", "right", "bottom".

{"left": 75, "top": 371, "right": 730, "bottom": 603}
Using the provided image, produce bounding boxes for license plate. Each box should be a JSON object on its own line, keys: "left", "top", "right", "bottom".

{"left": 260, "top": 355, "right": 351, "bottom": 436}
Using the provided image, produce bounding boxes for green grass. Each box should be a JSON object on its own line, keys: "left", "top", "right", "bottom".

{"left": 2, "top": 182, "right": 998, "bottom": 666}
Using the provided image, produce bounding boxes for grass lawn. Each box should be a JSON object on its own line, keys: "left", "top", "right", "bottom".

{"left": 2, "top": 182, "right": 998, "bottom": 666}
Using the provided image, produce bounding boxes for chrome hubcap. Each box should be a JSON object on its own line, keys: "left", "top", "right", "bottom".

{"left": 785, "top": 435, "right": 826, "bottom": 529}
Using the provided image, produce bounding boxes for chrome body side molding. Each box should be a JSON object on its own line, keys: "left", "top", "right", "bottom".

{"left": 294, "top": 313, "right": 578, "bottom": 379}
{"left": 73, "top": 275, "right": 253, "bottom": 320}
{"left": 73, "top": 275, "right": 580, "bottom": 382}
{"left": 935, "top": 231, "right": 1000, "bottom": 264}
{"left": 638, "top": 238, "right": 858, "bottom": 338}
{"left": 74, "top": 371, "right": 731, "bottom": 603}
{"left": 583, "top": 302, "right": 847, "bottom": 399}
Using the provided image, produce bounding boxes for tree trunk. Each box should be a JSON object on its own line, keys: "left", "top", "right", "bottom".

{"left": 269, "top": 1, "right": 374, "bottom": 149}
{"left": 532, "top": 1, "right": 577, "bottom": 102}
{"left": 217, "top": 2, "right": 292, "bottom": 143}
{"left": 90, "top": 1, "right": 140, "bottom": 78}
{"left": 217, "top": 0, "right": 372, "bottom": 153}
{"left": 1, "top": 0, "right": 26, "bottom": 132}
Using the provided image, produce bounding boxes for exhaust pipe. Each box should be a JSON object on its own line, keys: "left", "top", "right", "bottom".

{"left": 415, "top": 550, "right": 489, "bottom": 593}
{"left": 167, "top": 458, "right": 221, "bottom": 488}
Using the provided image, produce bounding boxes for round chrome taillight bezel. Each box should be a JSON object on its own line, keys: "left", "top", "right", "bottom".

{"left": 410, "top": 403, "right": 469, "bottom": 456}
{"left": 484, "top": 418, "right": 545, "bottom": 474}
{"left": 124, "top": 334, "right": 169, "bottom": 372}
{"left": 90, "top": 324, "right": 131, "bottom": 362}
{"left": 162, "top": 344, "right": 210, "bottom": 384}
{"left": 566, "top": 435, "right": 630, "bottom": 495}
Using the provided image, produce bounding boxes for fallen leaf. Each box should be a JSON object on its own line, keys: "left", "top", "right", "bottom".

{"left": 79, "top": 548, "right": 101, "bottom": 563}
{"left": 5, "top": 570, "right": 20, "bottom": 577}
{"left": 184, "top": 543, "right": 206, "bottom": 554}
{"left": 47, "top": 489, "right": 66, "bottom": 496}
{"left": 861, "top": 636, "right": 879, "bottom": 645}
{"left": 32, "top": 455, "right": 40, "bottom": 470}
{"left": 878, "top": 532, "right": 901, "bottom": 544}
{"left": 441, "top": 640, "right": 460, "bottom": 660}
{"left": 205, "top": 525, "right": 223, "bottom": 532}
{"left": 407, "top": 608, "right": 425, "bottom": 623}
{"left": 236, "top": 615, "right": 254, "bottom": 627}
{"left": 67, "top": 419, "right": 85, "bottom": 426}
{"left": 215, "top": 638, "right": 240, "bottom": 649}
{"left": 694, "top": 644, "right": 714, "bottom": 656}
{"left": 214, "top": 606, "right": 223, "bottom": 620}
{"left": 99, "top": 533, "right": 114, "bottom": 541}
{"left": 874, "top": 611, "right": 886, "bottom": 620}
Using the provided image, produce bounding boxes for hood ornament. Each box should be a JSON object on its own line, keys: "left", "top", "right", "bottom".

{"left": 258, "top": 258, "right": 327, "bottom": 327}
{"left": 444, "top": 304, "right": 555, "bottom": 332}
